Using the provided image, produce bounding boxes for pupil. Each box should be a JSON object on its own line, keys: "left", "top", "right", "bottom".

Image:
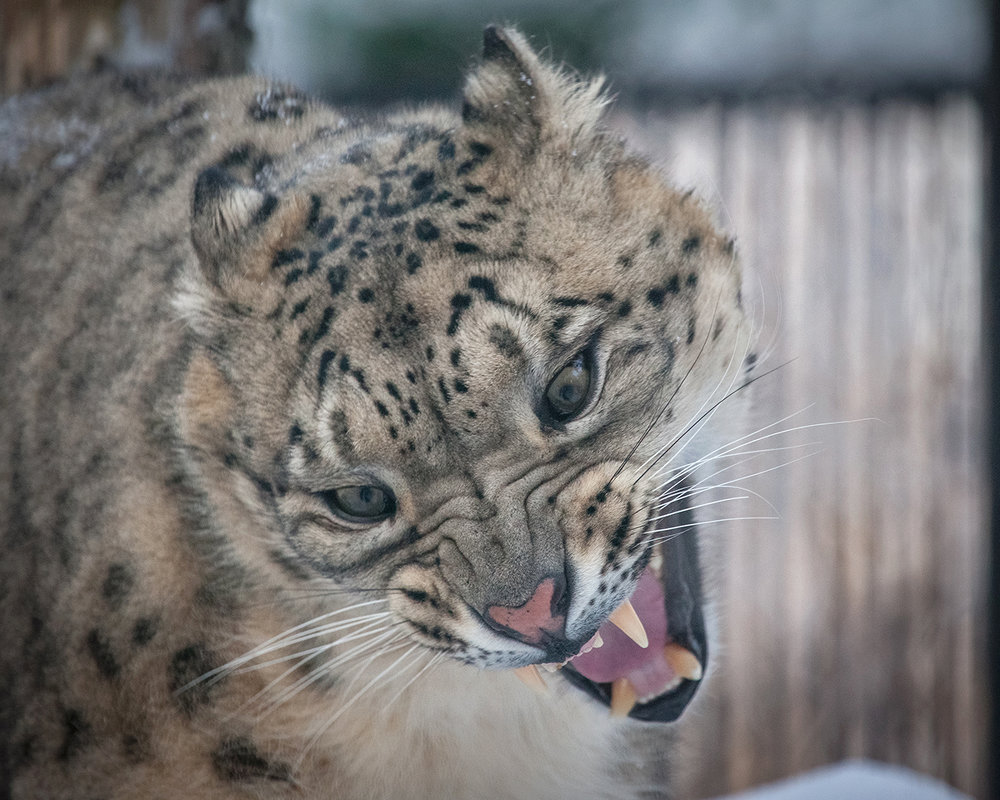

{"left": 559, "top": 384, "right": 578, "bottom": 404}
{"left": 359, "top": 486, "right": 373, "bottom": 505}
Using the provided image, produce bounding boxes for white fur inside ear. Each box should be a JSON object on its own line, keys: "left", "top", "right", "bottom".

{"left": 214, "top": 185, "right": 265, "bottom": 235}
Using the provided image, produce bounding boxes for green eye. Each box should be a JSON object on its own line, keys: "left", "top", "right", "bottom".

{"left": 545, "top": 351, "right": 593, "bottom": 422}
{"left": 320, "top": 485, "right": 396, "bottom": 522}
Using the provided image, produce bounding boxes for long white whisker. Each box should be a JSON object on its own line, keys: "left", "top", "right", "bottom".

{"left": 647, "top": 515, "right": 780, "bottom": 545}
{"left": 258, "top": 628, "right": 408, "bottom": 719}
{"left": 300, "top": 643, "right": 422, "bottom": 761}
{"left": 381, "top": 651, "right": 444, "bottom": 711}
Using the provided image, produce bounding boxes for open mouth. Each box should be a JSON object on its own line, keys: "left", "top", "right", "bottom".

{"left": 515, "top": 497, "right": 707, "bottom": 723}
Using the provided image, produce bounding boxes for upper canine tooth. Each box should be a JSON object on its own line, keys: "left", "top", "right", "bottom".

{"left": 663, "top": 642, "right": 703, "bottom": 681}
{"left": 608, "top": 599, "right": 648, "bottom": 648}
{"left": 513, "top": 665, "right": 548, "bottom": 693}
{"left": 610, "top": 678, "right": 638, "bottom": 717}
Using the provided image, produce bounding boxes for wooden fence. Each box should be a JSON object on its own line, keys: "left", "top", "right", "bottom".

{"left": 618, "top": 97, "right": 986, "bottom": 798}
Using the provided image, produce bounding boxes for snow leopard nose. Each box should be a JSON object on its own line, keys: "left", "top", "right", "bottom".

{"left": 484, "top": 575, "right": 567, "bottom": 646}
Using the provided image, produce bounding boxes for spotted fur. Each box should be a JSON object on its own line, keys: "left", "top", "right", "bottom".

{"left": 0, "top": 27, "right": 749, "bottom": 799}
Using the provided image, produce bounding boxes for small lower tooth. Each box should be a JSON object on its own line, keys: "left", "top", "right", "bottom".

{"left": 513, "top": 665, "right": 548, "bottom": 693}
{"left": 663, "top": 642, "right": 703, "bottom": 681}
{"left": 610, "top": 678, "right": 638, "bottom": 717}
{"left": 639, "top": 675, "right": 682, "bottom": 703}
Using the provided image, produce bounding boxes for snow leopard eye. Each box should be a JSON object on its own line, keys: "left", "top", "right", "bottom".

{"left": 320, "top": 485, "right": 396, "bottom": 523}
{"left": 544, "top": 350, "right": 593, "bottom": 422}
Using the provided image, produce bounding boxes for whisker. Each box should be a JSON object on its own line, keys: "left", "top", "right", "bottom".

{"left": 647, "top": 514, "right": 781, "bottom": 545}
{"left": 381, "top": 651, "right": 444, "bottom": 711}
{"left": 300, "top": 643, "right": 423, "bottom": 761}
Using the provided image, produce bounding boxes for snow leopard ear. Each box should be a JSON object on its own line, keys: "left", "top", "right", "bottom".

{"left": 461, "top": 25, "right": 609, "bottom": 156}
{"left": 190, "top": 165, "right": 308, "bottom": 306}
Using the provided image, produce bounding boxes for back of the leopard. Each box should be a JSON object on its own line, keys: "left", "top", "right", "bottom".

{"left": 1, "top": 28, "right": 751, "bottom": 799}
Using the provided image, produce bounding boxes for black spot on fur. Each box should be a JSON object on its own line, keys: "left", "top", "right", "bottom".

{"left": 454, "top": 241, "right": 480, "bottom": 254}
{"left": 102, "top": 563, "right": 134, "bottom": 608}
{"left": 306, "top": 194, "right": 322, "bottom": 231}
{"left": 312, "top": 306, "right": 335, "bottom": 343}
{"left": 447, "top": 293, "right": 472, "bottom": 336}
{"left": 212, "top": 737, "right": 293, "bottom": 783}
{"left": 132, "top": 617, "right": 158, "bottom": 647}
{"left": 406, "top": 252, "right": 423, "bottom": 274}
{"left": 122, "top": 732, "right": 149, "bottom": 763}
{"left": 438, "top": 137, "right": 456, "bottom": 161}
{"left": 290, "top": 298, "right": 310, "bottom": 320}
{"left": 271, "top": 248, "right": 303, "bottom": 270}
{"left": 682, "top": 234, "right": 701, "bottom": 253}
{"left": 283, "top": 268, "right": 303, "bottom": 286}
{"left": 553, "top": 296, "right": 587, "bottom": 307}
{"left": 426, "top": 345, "right": 435, "bottom": 362}
{"left": 170, "top": 644, "right": 217, "bottom": 715}
{"left": 315, "top": 216, "right": 337, "bottom": 238}
{"left": 414, "top": 219, "right": 440, "bottom": 241}
{"left": 488, "top": 325, "right": 522, "bottom": 358}
{"left": 351, "top": 369, "right": 370, "bottom": 393}
{"left": 468, "top": 275, "right": 499, "bottom": 302}
{"left": 253, "top": 194, "right": 278, "bottom": 226}
{"left": 687, "top": 316, "right": 697, "bottom": 344}
{"left": 618, "top": 300, "right": 632, "bottom": 317}
{"left": 289, "top": 424, "right": 304, "bottom": 445}
{"left": 411, "top": 170, "right": 435, "bottom": 191}
{"left": 87, "top": 629, "right": 120, "bottom": 679}
{"left": 358, "top": 287, "right": 375, "bottom": 303}
{"left": 341, "top": 143, "right": 372, "bottom": 165}
{"left": 647, "top": 276, "right": 680, "bottom": 308}
{"left": 438, "top": 377, "right": 452, "bottom": 404}
{"left": 318, "top": 349, "right": 337, "bottom": 388}
{"left": 327, "top": 265, "right": 348, "bottom": 296}
{"left": 374, "top": 400, "right": 390, "bottom": 417}
{"left": 648, "top": 229, "right": 662, "bottom": 248}
{"left": 687, "top": 272, "right": 698, "bottom": 288}
{"left": 58, "top": 709, "right": 90, "bottom": 761}
{"left": 386, "top": 382, "right": 402, "bottom": 400}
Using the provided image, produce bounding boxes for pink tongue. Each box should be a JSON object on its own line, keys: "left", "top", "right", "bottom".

{"left": 570, "top": 568, "right": 678, "bottom": 699}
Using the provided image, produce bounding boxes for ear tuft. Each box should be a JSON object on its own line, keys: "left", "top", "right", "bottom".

{"left": 189, "top": 164, "right": 307, "bottom": 302}
{"left": 481, "top": 24, "right": 519, "bottom": 64}
{"left": 462, "top": 25, "right": 610, "bottom": 158}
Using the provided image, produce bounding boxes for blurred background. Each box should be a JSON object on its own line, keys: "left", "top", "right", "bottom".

{"left": 1, "top": 1, "right": 992, "bottom": 797}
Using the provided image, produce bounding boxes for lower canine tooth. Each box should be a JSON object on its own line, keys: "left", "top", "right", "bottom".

{"left": 608, "top": 599, "right": 649, "bottom": 648}
{"left": 664, "top": 643, "right": 703, "bottom": 681}
{"left": 610, "top": 678, "right": 638, "bottom": 717}
{"left": 593, "top": 632, "right": 603, "bottom": 648}
{"left": 513, "top": 665, "right": 548, "bottom": 693}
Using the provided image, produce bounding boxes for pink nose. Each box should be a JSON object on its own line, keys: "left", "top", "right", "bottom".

{"left": 486, "top": 577, "right": 566, "bottom": 645}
